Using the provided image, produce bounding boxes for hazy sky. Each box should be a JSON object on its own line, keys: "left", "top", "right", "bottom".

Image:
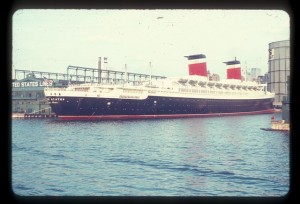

{"left": 12, "top": 9, "right": 289, "bottom": 80}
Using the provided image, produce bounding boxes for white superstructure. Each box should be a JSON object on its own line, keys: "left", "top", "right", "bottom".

{"left": 45, "top": 75, "right": 274, "bottom": 101}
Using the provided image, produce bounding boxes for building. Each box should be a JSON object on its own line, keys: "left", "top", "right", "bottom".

{"left": 242, "top": 70, "right": 251, "bottom": 82}
{"left": 250, "top": 68, "right": 261, "bottom": 80}
{"left": 207, "top": 70, "right": 220, "bottom": 81}
{"left": 268, "top": 40, "right": 290, "bottom": 106}
{"left": 12, "top": 73, "right": 56, "bottom": 115}
{"left": 257, "top": 73, "right": 269, "bottom": 84}
{"left": 209, "top": 73, "right": 220, "bottom": 81}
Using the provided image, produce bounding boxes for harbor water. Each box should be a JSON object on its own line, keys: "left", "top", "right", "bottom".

{"left": 12, "top": 113, "right": 289, "bottom": 196}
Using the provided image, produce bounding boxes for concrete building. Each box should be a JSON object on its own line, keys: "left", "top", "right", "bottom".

{"left": 243, "top": 68, "right": 262, "bottom": 82}
{"left": 251, "top": 68, "right": 261, "bottom": 80}
{"left": 12, "top": 73, "right": 55, "bottom": 115}
{"left": 257, "top": 73, "right": 269, "bottom": 84}
{"left": 268, "top": 40, "right": 290, "bottom": 106}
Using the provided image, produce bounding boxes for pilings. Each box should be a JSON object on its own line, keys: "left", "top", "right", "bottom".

{"left": 12, "top": 113, "right": 57, "bottom": 119}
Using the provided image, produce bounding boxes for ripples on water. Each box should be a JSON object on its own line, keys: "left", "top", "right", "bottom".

{"left": 12, "top": 114, "right": 289, "bottom": 196}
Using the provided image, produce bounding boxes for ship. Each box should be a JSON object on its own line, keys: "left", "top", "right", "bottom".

{"left": 44, "top": 54, "right": 275, "bottom": 120}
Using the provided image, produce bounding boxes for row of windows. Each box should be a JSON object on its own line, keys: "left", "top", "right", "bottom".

{"left": 13, "top": 101, "right": 48, "bottom": 105}
{"left": 84, "top": 99, "right": 267, "bottom": 107}
{"left": 98, "top": 98, "right": 260, "bottom": 105}
{"left": 79, "top": 105, "right": 265, "bottom": 114}
{"left": 123, "top": 89, "right": 143, "bottom": 94}
{"left": 13, "top": 107, "right": 49, "bottom": 113}
{"left": 178, "top": 89, "right": 257, "bottom": 95}
{"left": 13, "top": 91, "right": 44, "bottom": 98}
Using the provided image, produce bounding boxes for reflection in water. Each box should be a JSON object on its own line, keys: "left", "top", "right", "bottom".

{"left": 12, "top": 114, "right": 289, "bottom": 196}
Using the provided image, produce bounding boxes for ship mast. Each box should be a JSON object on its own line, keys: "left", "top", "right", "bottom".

{"left": 245, "top": 61, "right": 247, "bottom": 82}
{"left": 149, "top": 61, "right": 152, "bottom": 85}
{"left": 124, "top": 63, "right": 128, "bottom": 84}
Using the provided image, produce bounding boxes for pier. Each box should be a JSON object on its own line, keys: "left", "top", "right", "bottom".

{"left": 12, "top": 113, "right": 57, "bottom": 119}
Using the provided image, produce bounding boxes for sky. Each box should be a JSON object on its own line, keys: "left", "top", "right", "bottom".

{"left": 12, "top": 9, "right": 290, "bottom": 80}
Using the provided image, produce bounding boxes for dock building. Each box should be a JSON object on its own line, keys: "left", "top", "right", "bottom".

{"left": 12, "top": 72, "right": 68, "bottom": 118}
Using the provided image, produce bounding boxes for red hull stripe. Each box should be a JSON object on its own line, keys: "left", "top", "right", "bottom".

{"left": 58, "top": 109, "right": 275, "bottom": 120}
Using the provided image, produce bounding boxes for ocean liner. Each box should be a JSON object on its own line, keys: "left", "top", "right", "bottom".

{"left": 44, "top": 54, "right": 275, "bottom": 120}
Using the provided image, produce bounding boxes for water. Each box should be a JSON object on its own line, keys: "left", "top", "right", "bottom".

{"left": 12, "top": 113, "right": 289, "bottom": 196}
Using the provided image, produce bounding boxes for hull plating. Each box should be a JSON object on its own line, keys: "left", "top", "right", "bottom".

{"left": 48, "top": 96, "right": 274, "bottom": 120}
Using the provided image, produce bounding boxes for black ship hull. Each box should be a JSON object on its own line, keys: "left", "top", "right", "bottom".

{"left": 48, "top": 96, "right": 274, "bottom": 120}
